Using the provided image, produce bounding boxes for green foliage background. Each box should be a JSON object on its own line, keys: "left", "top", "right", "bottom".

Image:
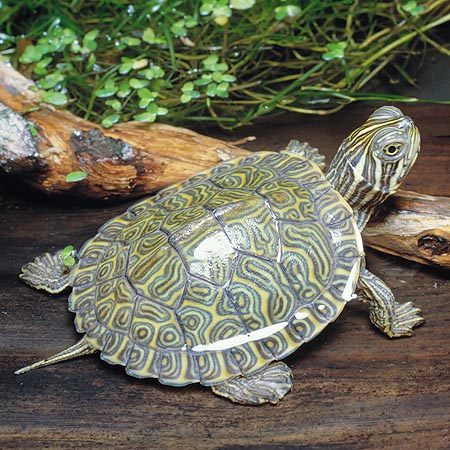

{"left": 0, "top": 0, "right": 449, "bottom": 128}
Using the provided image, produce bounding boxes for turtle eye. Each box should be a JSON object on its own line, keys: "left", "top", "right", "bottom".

{"left": 382, "top": 143, "right": 402, "bottom": 156}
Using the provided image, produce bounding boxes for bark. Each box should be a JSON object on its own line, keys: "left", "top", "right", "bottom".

{"left": 0, "top": 61, "right": 249, "bottom": 200}
{"left": 363, "top": 190, "right": 450, "bottom": 269}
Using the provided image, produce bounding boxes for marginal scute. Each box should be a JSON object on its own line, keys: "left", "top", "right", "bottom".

{"left": 230, "top": 340, "right": 273, "bottom": 376}
{"left": 101, "top": 332, "right": 134, "bottom": 366}
{"left": 125, "top": 345, "right": 160, "bottom": 379}
{"left": 263, "top": 325, "right": 305, "bottom": 360}
{"left": 77, "top": 235, "right": 111, "bottom": 262}
{"left": 196, "top": 350, "right": 241, "bottom": 385}
{"left": 158, "top": 180, "right": 220, "bottom": 211}
{"left": 70, "top": 262, "right": 97, "bottom": 288}
{"left": 117, "top": 217, "right": 151, "bottom": 244}
{"left": 290, "top": 306, "right": 329, "bottom": 343}
{"left": 158, "top": 350, "right": 200, "bottom": 386}
{"left": 267, "top": 151, "right": 313, "bottom": 175}
{"left": 68, "top": 149, "right": 361, "bottom": 386}
{"left": 331, "top": 257, "right": 361, "bottom": 294}
{"left": 237, "top": 151, "right": 273, "bottom": 166}
{"left": 97, "top": 211, "right": 134, "bottom": 238}
{"left": 74, "top": 306, "right": 97, "bottom": 333}
{"left": 84, "top": 322, "right": 109, "bottom": 350}
{"left": 210, "top": 165, "right": 279, "bottom": 190}
{"left": 127, "top": 197, "right": 157, "bottom": 217}
{"left": 68, "top": 284, "right": 96, "bottom": 312}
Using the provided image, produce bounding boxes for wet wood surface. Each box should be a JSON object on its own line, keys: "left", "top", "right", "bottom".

{"left": 1, "top": 103, "right": 449, "bottom": 449}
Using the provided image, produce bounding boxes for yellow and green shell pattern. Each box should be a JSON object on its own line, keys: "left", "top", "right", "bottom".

{"left": 68, "top": 150, "right": 363, "bottom": 386}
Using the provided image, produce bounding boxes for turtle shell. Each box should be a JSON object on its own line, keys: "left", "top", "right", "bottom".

{"left": 68, "top": 150, "right": 363, "bottom": 386}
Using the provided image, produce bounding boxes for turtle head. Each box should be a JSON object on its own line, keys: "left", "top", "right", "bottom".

{"left": 326, "top": 106, "right": 420, "bottom": 229}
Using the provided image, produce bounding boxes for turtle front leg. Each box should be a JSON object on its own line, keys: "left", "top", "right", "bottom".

{"left": 357, "top": 267, "right": 424, "bottom": 337}
{"left": 211, "top": 361, "right": 293, "bottom": 405}
{"left": 285, "top": 140, "right": 326, "bottom": 169}
{"left": 20, "top": 247, "right": 77, "bottom": 294}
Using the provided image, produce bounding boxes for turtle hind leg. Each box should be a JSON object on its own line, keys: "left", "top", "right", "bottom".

{"left": 20, "top": 248, "right": 76, "bottom": 294}
{"left": 211, "top": 362, "right": 293, "bottom": 405}
{"left": 357, "top": 267, "right": 424, "bottom": 337}
{"left": 15, "top": 337, "right": 97, "bottom": 375}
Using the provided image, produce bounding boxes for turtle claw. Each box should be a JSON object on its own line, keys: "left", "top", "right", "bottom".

{"left": 375, "top": 301, "right": 425, "bottom": 338}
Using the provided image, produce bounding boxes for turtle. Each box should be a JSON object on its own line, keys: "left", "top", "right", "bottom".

{"left": 16, "top": 106, "right": 424, "bottom": 405}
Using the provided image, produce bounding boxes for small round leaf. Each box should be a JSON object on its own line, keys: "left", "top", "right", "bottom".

{"left": 65, "top": 171, "right": 88, "bottom": 183}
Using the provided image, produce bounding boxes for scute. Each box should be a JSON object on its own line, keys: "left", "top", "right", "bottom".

{"left": 69, "top": 150, "right": 362, "bottom": 386}
{"left": 258, "top": 179, "right": 316, "bottom": 221}
{"left": 178, "top": 283, "right": 246, "bottom": 347}
{"left": 214, "top": 194, "right": 279, "bottom": 259}
{"left": 170, "top": 211, "right": 236, "bottom": 285}
{"left": 279, "top": 220, "right": 334, "bottom": 301}
{"left": 158, "top": 180, "right": 220, "bottom": 211}
{"left": 228, "top": 254, "right": 298, "bottom": 330}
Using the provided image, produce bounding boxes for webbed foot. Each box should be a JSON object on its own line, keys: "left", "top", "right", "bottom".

{"left": 211, "top": 361, "right": 293, "bottom": 405}
{"left": 20, "top": 248, "right": 76, "bottom": 294}
{"left": 371, "top": 301, "right": 424, "bottom": 338}
{"left": 358, "top": 267, "right": 424, "bottom": 338}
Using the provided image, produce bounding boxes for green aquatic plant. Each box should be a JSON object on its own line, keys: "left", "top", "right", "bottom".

{"left": 0, "top": 0, "right": 449, "bottom": 128}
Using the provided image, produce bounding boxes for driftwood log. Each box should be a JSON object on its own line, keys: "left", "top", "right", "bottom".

{"left": 363, "top": 190, "right": 450, "bottom": 269}
{"left": 0, "top": 61, "right": 249, "bottom": 200}
{"left": 0, "top": 62, "right": 449, "bottom": 269}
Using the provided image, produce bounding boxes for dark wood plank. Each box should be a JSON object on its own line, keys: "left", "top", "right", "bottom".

{"left": 1, "top": 103, "right": 449, "bottom": 450}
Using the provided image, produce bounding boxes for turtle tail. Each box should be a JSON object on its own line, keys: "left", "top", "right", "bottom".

{"left": 15, "top": 337, "right": 97, "bottom": 375}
